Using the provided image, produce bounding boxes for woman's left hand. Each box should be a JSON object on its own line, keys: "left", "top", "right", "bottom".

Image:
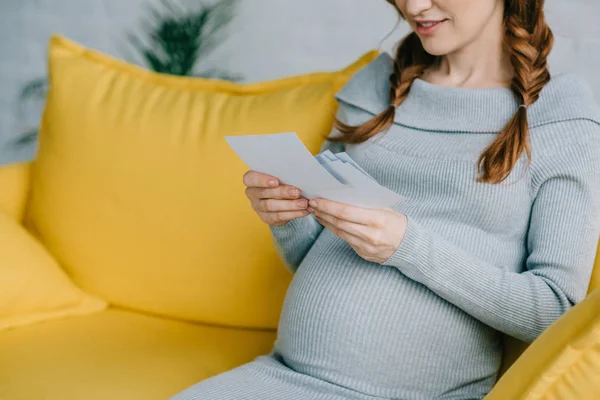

{"left": 308, "top": 198, "right": 408, "bottom": 263}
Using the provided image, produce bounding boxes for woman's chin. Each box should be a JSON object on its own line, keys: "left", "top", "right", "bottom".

{"left": 419, "top": 39, "right": 455, "bottom": 57}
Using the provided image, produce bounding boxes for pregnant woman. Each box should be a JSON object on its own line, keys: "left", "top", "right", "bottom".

{"left": 173, "top": 0, "right": 600, "bottom": 399}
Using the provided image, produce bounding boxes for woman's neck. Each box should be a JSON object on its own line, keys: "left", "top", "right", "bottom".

{"left": 423, "top": 50, "right": 513, "bottom": 90}
{"left": 420, "top": 8, "right": 512, "bottom": 90}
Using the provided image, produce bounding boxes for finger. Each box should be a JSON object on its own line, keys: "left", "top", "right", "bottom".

{"left": 313, "top": 209, "right": 373, "bottom": 240}
{"left": 243, "top": 170, "right": 280, "bottom": 188}
{"left": 316, "top": 215, "right": 365, "bottom": 246}
{"left": 246, "top": 185, "right": 302, "bottom": 200}
{"left": 255, "top": 198, "right": 308, "bottom": 212}
{"left": 267, "top": 210, "right": 310, "bottom": 225}
{"left": 310, "top": 198, "right": 380, "bottom": 226}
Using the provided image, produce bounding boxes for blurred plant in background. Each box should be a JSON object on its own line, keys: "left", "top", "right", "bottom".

{"left": 14, "top": 0, "right": 240, "bottom": 148}
{"left": 12, "top": 77, "right": 48, "bottom": 147}
{"left": 127, "top": 0, "right": 241, "bottom": 79}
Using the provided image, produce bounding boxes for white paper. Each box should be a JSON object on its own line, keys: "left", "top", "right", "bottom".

{"left": 225, "top": 132, "right": 346, "bottom": 191}
{"left": 315, "top": 156, "right": 351, "bottom": 185}
{"left": 333, "top": 152, "right": 377, "bottom": 182}
{"left": 225, "top": 132, "right": 405, "bottom": 209}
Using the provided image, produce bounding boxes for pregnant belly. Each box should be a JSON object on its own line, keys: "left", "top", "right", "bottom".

{"left": 274, "top": 230, "right": 502, "bottom": 399}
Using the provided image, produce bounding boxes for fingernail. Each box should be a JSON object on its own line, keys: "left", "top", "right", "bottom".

{"left": 268, "top": 180, "right": 278, "bottom": 186}
{"left": 307, "top": 207, "right": 315, "bottom": 213}
{"left": 297, "top": 200, "right": 307, "bottom": 208}
{"left": 289, "top": 188, "right": 299, "bottom": 196}
{"left": 309, "top": 200, "right": 318, "bottom": 208}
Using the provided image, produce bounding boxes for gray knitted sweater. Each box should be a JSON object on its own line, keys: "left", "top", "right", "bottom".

{"left": 268, "top": 52, "right": 600, "bottom": 399}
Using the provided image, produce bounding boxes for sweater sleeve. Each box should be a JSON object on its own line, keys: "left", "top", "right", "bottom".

{"left": 269, "top": 133, "right": 346, "bottom": 274}
{"left": 379, "top": 134, "right": 600, "bottom": 343}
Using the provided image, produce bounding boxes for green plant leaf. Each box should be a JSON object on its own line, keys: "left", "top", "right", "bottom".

{"left": 125, "top": 0, "right": 241, "bottom": 79}
{"left": 19, "top": 78, "right": 48, "bottom": 102}
{"left": 11, "top": 129, "right": 38, "bottom": 147}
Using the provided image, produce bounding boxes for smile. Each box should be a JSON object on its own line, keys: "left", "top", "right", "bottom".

{"left": 418, "top": 21, "right": 440, "bottom": 27}
{"left": 415, "top": 19, "right": 447, "bottom": 35}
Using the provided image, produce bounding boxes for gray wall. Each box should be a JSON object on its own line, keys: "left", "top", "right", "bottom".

{"left": 1, "top": 0, "right": 599, "bottom": 163}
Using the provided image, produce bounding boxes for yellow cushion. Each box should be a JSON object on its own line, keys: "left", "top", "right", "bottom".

{"left": 24, "top": 35, "right": 379, "bottom": 329}
{"left": 0, "top": 308, "right": 276, "bottom": 400}
{"left": 0, "top": 162, "right": 31, "bottom": 221}
{"left": 0, "top": 210, "right": 106, "bottom": 331}
{"left": 485, "top": 288, "right": 600, "bottom": 399}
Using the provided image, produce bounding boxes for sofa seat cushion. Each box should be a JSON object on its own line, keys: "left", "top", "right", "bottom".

{"left": 0, "top": 308, "right": 276, "bottom": 400}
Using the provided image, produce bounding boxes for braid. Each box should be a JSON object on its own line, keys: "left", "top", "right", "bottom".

{"left": 331, "top": 32, "right": 435, "bottom": 144}
{"left": 390, "top": 33, "right": 434, "bottom": 108}
{"left": 332, "top": 0, "right": 554, "bottom": 186}
{"left": 476, "top": 2, "right": 554, "bottom": 184}
{"left": 506, "top": 13, "right": 552, "bottom": 105}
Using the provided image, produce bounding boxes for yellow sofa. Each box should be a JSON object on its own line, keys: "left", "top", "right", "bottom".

{"left": 1, "top": 36, "right": 600, "bottom": 400}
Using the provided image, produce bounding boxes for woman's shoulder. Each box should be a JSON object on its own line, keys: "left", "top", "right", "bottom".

{"left": 527, "top": 72, "right": 600, "bottom": 156}
{"left": 529, "top": 71, "right": 600, "bottom": 129}
{"left": 527, "top": 72, "right": 600, "bottom": 165}
{"left": 334, "top": 51, "right": 394, "bottom": 116}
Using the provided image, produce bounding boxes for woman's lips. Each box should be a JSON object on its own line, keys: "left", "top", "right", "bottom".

{"left": 415, "top": 20, "right": 446, "bottom": 36}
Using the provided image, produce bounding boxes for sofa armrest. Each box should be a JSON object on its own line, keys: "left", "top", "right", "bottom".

{"left": 588, "top": 240, "right": 600, "bottom": 294}
{"left": 485, "top": 288, "right": 600, "bottom": 399}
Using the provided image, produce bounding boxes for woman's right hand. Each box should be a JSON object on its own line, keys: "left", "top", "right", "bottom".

{"left": 243, "top": 170, "right": 311, "bottom": 227}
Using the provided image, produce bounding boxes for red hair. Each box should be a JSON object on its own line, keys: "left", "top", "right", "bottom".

{"left": 328, "top": 0, "right": 554, "bottom": 184}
